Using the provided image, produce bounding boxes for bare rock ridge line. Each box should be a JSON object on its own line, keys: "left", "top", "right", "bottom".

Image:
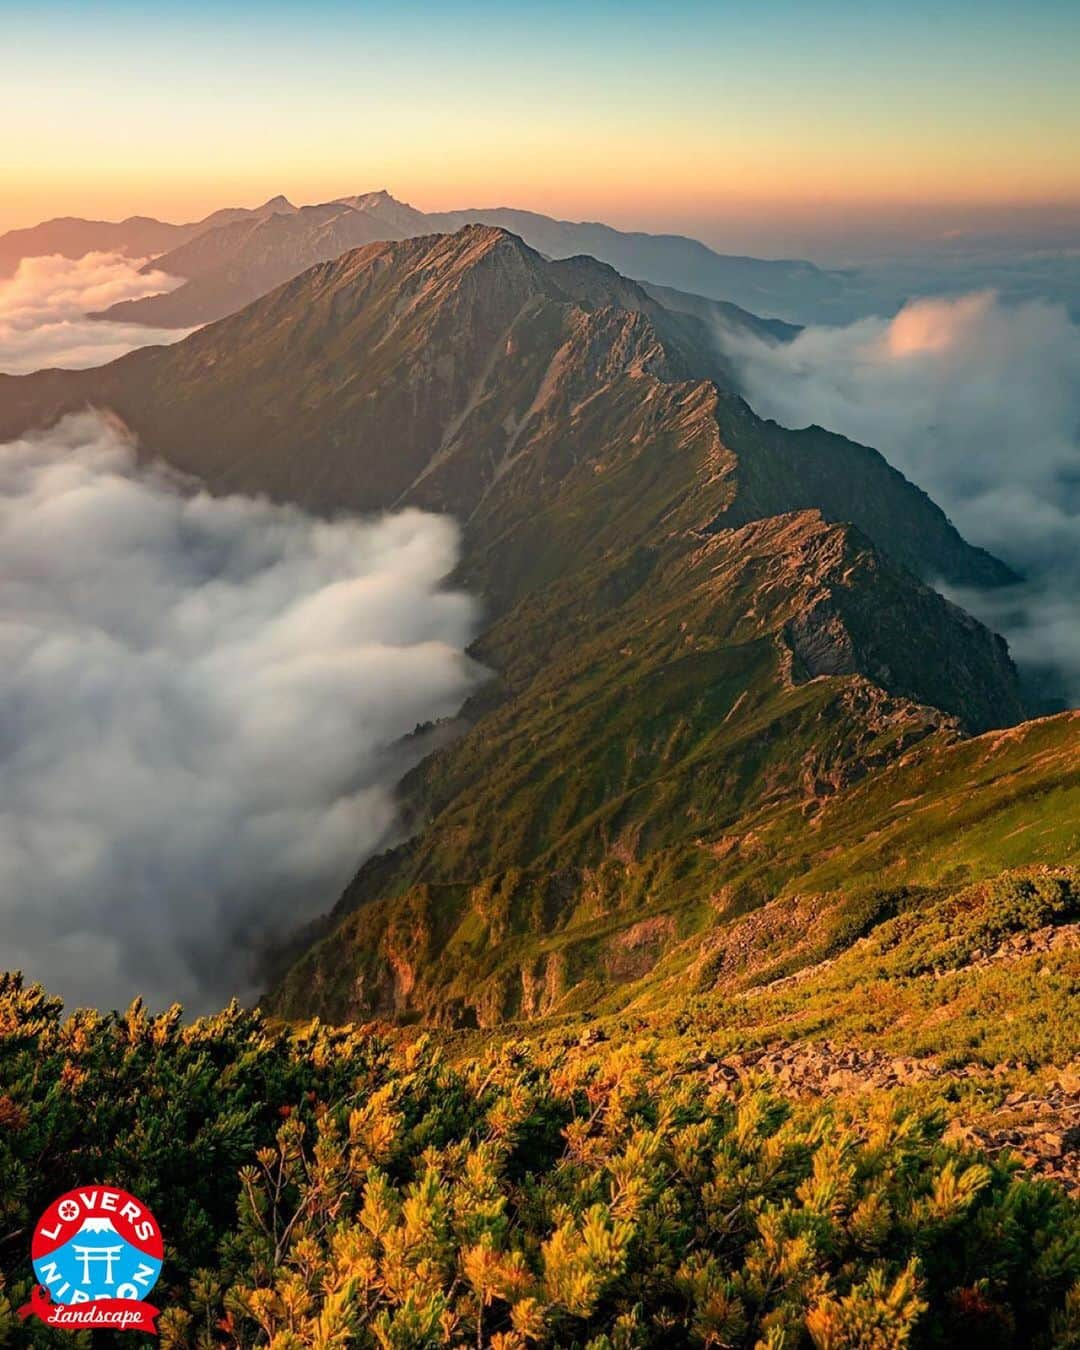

{"left": 0, "top": 225, "right": 1015, "bottom": 584}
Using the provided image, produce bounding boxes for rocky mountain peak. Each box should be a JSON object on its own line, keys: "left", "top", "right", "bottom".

{"left": 337, "top": 188, "right": 399, "bottom": 209}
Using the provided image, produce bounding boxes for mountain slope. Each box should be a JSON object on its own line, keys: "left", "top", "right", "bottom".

{"left": 0, "top": 215, "right": 189, "bottom": 276}
{"left": 0, "top": 226, "right": 1013, "bottom": 590}
{"left": 266, "top": 509, "right": 1035, "bottom": 1026}
{"left": 271, "top": 711, "right": 1079, "bottom": 1026}
{"left": 0, "top": 225, "right": 1037, "bottom": 1027}
{"left": 425, "top": 204, "right": 844, "bottom": 318}
{"left": 0, "top": 195, "right": 297, "bottom": 277}
{"left": 91, "top": 198, "right": 412, "bottom": 326}
{"left": 636, "top": 278, "right": 801, "bottom": 342}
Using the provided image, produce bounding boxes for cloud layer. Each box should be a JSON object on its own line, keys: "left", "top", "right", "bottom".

{"left": 720, "top": 291, "right": 1080, "bottom": 703}
{"left": 0, "top": 252, "right": 191, "bottom": 374}
{"left": 0, "top": 414, "right": 482, "bottom": 1011}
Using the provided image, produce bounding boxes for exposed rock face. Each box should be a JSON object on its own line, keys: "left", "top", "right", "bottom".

{"left": 767, "top": 516, "right": 1024, "bottom": 729}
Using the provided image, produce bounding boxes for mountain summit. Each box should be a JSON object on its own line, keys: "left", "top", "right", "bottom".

{"left": 0, "top": 224, "right": 1012, "bottom": 587}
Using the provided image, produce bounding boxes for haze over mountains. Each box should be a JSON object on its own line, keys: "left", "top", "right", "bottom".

{"left": 4, "top": 221, "right": 1072, "bottom": 1023}
{"left": 0, "top": 251, "right": 192, "bottom": 375}
{"left": 0, "top": 194, "right": 298, "bottom": 277}
{"left": 2, "top": 190, "right": 845, "bottom": 330}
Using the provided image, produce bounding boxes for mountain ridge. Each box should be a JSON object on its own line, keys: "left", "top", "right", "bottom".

{"left": 0, "top": 195, "right": 297, "bottom": 277}
{"left": 16, "top": 189, "right": 849, "bottom": 327}
{"left": 0, "top": 226, "right": 1013, "bottom": 592}
{"left": 0, "top": 224, "right": 1041, "bottom": 1027}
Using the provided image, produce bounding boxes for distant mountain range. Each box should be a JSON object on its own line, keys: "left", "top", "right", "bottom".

{"left": 1, "top": 222, "right": 1054, "bottom": 1027}
{"left": 0, "top": 194, "right": 297, "bottom": 278}
{"left": 1, "top": 190, "right": 846, "bottom": 327}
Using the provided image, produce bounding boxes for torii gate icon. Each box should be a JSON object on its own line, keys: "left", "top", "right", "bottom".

{"left": 72, "top": 1245, "right": 122, "bottom": 1286}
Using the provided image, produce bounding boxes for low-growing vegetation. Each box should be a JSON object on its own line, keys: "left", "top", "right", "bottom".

{"left": 2, "top": 960, "right": 1080, "bottom": 1348}
{"left": 688, "top": 869, "right": 1080, "bottom": 1070}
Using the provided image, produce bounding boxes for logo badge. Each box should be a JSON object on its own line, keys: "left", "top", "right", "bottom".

{"left": 20, "top": 1186, "right": 163, "bottom": 1333}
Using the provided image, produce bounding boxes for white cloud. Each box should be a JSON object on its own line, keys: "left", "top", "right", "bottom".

{"left": 0, "top": 252, "right": 192, "bottom": 374}
{"left": 719, "top": 292, "right": 1080, "bottom": 703}
{"left": 0, "top": 413, "right": 483, "bottom": 1011}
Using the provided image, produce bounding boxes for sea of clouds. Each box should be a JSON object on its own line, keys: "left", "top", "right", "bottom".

{"left": 0, "top": 414, "right": 482, "bottom": 1011}
{"left": 719, "top": 291, "right": 1080, "bottom": 705}
{"left": 0, "top": 252, "right": 191, "bottom": 374}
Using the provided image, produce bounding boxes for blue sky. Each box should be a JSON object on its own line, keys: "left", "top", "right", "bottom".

{"left": 3, "top": 0, "right": 1078, "bottom": 254}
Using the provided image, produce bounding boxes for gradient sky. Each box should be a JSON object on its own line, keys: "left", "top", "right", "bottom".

{"left": 3, "top": 0, "right": 1078, "bottom": 257}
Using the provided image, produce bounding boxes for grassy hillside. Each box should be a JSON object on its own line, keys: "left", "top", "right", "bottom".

{"left": 272, "top": 708, "right": 1077, "bottom": 1028}
{"left": 3, "top": 967, "right": 1080, "bottom": 1348}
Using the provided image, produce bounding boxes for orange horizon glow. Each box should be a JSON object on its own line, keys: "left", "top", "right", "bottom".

{"left": 4, "top": 1, "right": 1078, "bottom": 253}
{"left": 5, "top": 171, "right": 1079, "bottom": 242}
{"left": 6, "top": 137, "right": 1079, "bottom": 246}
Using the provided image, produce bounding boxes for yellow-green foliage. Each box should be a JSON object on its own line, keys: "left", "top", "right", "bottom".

{"left": 691, "top": 868, "right": 1080, "bottom": 1068}
{"left": 2, "top": 975, "right": 1080, "bottom": 1347}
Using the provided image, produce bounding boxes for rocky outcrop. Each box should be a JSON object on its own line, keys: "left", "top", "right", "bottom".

{"left": 945, "top": 1069, "right": 1080, "bottom": 1194}
{"left": 697, "top": 1042, "right": 1080, "bottom": 1195}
